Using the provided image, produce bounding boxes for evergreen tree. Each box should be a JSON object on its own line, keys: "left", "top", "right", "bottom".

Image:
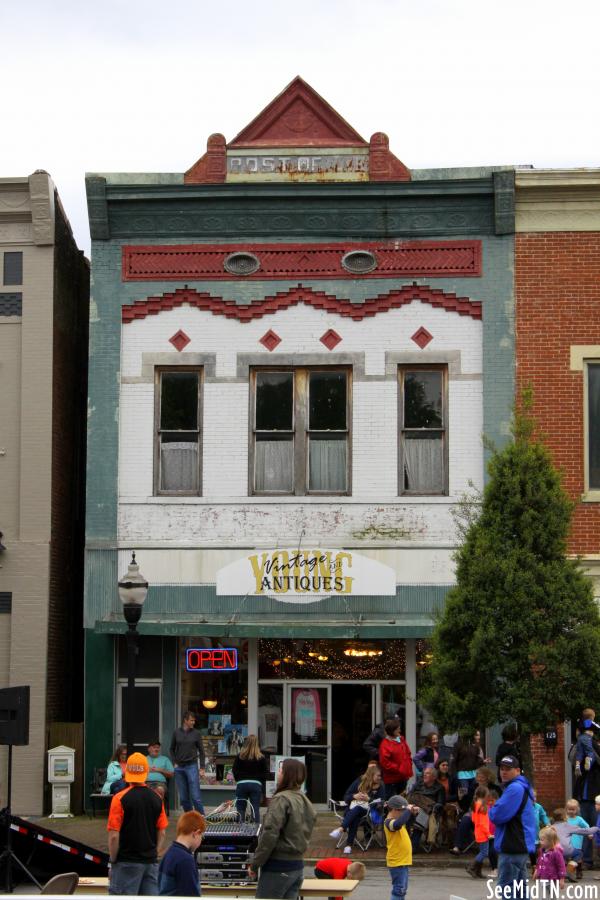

{"left": 421, "top": 396, "right": 600, "bottom": 780}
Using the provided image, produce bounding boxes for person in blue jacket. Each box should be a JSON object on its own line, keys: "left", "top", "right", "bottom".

{"left": 158, "top": 811, "right": 206, "bottom": 896}
{"left": 489, "top": 754, "right": 537, "bottom": 899}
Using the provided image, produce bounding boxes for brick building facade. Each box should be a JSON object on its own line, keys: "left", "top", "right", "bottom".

{"left": 515, "top": 169, "right": 600, "bottom": 809}
{"left": 83, "top": 78, "right": 518, "bottom": 806}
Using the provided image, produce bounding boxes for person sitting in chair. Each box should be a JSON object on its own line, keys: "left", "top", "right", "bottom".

{"left": 406, "top": 765, "right": 446, "bottom": 851}
{"left": 146, "top": 740, "right": 174, "bottom": 809}
{"left": 329, "top": 765, "right": 385, "bottom": 854}
{"left": 437, "top": 759, "right": 461, "bottom": 846}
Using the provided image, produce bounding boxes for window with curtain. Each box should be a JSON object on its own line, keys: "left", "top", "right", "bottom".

{"left": 587, "top": 363, "right": 600, "bottom": 490}
{"left": 252, "top": 368, "right": 350, "bottom": 495}
{"left": 155, "top": 368, "right": 202, "bottom": 494}
{"left": 399, "top": 367, "right": 446, "bottom": 495}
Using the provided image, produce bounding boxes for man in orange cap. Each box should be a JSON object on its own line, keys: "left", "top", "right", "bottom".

{"left": 107, "top": 752, "right": 168, "bottom": 895}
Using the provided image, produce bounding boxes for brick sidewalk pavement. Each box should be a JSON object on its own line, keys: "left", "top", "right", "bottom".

{"left": 31, "top": 811, "right": 469, "bottom": 868}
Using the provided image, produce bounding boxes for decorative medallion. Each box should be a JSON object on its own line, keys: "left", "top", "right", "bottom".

{"left": 259, "top": 329, "right": 282, "bottom": 351}
{"left": 224, "top": 251, "right": 260, "bottom": 275}
{"left": 341, "top": 250, "right": 378, "bottom": 274}
{"left": 169, "top": 329, "right": 191, "bottom": 351}
{"left": 411, "top": 326, "right": 433, "bottom": 349}
{"left": 320, "top": 329, "right": 342, "bottom": 350}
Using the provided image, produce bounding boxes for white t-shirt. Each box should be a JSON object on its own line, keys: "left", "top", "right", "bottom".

{"left": 258, "top": 705, "right": 282, "bottom": 751}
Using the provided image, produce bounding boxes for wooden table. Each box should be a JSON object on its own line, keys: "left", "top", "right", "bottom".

{"left": 75, "top": 876, "right": 359, "bottom": 897}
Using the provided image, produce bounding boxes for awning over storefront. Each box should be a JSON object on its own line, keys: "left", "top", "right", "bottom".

{"left": 91, "top": 582, "right": 449, "bottom": 638}
{"left": 94, "top": 615, "right": 437, "bottom": 638}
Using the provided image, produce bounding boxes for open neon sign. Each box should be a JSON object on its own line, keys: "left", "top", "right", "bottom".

{"left": 186, "top": 648, "right": 238, "bottom": 671}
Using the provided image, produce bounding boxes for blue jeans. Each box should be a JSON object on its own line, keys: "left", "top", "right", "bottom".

{"left": 389, "top": 865, "right": 409, "bottom": 900}
{"left": 475, "top": 840, "right": 490, "bottom": 863}
{"left": 236, "top": 781, "right": 262, "bottom": 824}
{"left": 109, "top": 861, "right": 158, "bottom": 895}
{"left": 174, "top": 763, "right": 204, "bottom": 813}
{"left": 455, "top": 812, "right": 474, "bottom": 849}
{"left": 342, "top": 805, "right": 367, "bottom": 846}
{"left": 497, "top": 852, "right": 529, "bottom": 899}
{"left": 579, "top": 799, "right": 595, "bottom": 864}
{"left": 255, "top": 868, "right": 303, "bottom": 899}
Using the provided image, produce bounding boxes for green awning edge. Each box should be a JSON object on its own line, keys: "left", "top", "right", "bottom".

{"left": 93, "top": 618, "right": 435, "bottom": 638}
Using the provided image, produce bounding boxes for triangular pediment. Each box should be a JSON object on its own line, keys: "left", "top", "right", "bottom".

{"left": 228, "top": 76, "right": 367, "bottom": 148}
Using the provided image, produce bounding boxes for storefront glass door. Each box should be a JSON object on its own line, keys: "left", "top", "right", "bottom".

{"left": 285, "top": 684, "right": 330, "bottom": 803}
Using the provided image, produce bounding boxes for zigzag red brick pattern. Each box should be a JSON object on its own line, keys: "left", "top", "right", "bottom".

{"left": 122, "top": 241, "right": 481, "bottom": 282}
{"left": 121, "top": 284, "right": 482, "bottom": 323}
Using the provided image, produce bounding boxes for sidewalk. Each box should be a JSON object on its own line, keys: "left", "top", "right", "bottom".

{"left": 31, "top": 811, "right": 471, "bottom": 868}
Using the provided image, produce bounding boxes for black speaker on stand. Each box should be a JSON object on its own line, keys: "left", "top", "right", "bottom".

{"left": 0, "top": 685, "right": 41, "bottom": 892}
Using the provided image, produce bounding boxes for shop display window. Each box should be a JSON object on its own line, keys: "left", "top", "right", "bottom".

{"left": 258, "top": 638, "right": 405, "bottom": 680}
{"left": 179, "top": 638, "right": 248, "bottom": 784}
{"left": 258, "top": 684, "right": 283, "bottom": 755}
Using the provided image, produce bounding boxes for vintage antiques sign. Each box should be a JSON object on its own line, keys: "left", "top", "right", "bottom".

{"left": 216, "top": 549, "right": 396, "bottom": 605}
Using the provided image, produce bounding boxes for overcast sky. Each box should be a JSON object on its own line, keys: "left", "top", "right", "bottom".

{"left": 2, "top": 0, "right": 599, "bottom": 255}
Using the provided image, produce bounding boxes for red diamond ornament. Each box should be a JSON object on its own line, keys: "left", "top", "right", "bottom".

{"left": 320, "top": 329, "right": 342, "bottom": 350}
{"left": 169, "top": 329, "right": 191, "bottom": 351}
{"left": 259, "top": 329, "right": 282, "bottom": 351}
{"left": 411, "top": 326, "right": 433, "bottom": 349}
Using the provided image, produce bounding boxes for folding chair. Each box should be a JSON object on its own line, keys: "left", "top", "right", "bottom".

{"left": 41, "top": 873, "right": 79, "bottom": 895}
{"left": 328, "top": 797, "right": 349, "bottom": 848}
{"left": 355, "top": 799, "right": 385, "bottom": 851}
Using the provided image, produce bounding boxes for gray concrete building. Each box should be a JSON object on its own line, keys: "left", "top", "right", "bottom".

{"left": 0, "top": 172, "right": 89, "bottom": 814}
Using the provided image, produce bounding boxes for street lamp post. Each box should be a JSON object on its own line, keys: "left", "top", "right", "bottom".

{"left": 118, "top": 552, "right": 149, "bottom": 756}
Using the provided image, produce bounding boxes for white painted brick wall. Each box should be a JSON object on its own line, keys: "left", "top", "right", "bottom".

{"left": 120, "top": 300, "right": 482, "bottom": 376}
{"left": 118, "top": 300, "right": 483, "bottom": 546}
{"left": 203, "top": 382, "right": 249, "bottom": 497}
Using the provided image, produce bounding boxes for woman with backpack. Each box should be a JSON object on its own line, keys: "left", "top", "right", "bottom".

{"left": 378, "top": 719, "right": 413, "bottom": 800}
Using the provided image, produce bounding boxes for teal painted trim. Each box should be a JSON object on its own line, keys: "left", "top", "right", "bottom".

{"left": 96, "top": 619, "right": 435, "bottom": 638}
{"left": 85, "top": 241, "right": 123, "bottom": 542}
{"left": 493, "top": 171, "right": 515, "bottom": 235}
{"left": 161, "top": 638, "right": 178, "bottom": 750}
{"left": 84, "top": 631, "right": 115, "bottom": 812}
{"left": 104, "top": 178, "right": 495, "bottom": 201}
{"left": 84, "top": 548, "right": 118, "bottom": 628}
{"left": 86, "top": 177, "right": 108, "bottom": 240}
{"left": 480, "top": 233, "right": 515, "bottom": 460}
{"left": 85, "top": 578, "right": 449, "bottom": 623}
{"left": 107, "top": 194, "right": 493, "bottom": 240}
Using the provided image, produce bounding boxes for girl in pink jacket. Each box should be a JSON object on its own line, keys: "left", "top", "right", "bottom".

{"left": 533, "top": 826, "right": 566, "bottom": 890}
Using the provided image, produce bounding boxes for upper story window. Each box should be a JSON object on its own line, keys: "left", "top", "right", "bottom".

{"left": 3, "top": 252, "right": 22, "bottom": 286}
{"left": 399, "top": 366, "right": 447, "bottom": 495}
{"left": 251, "top": 368, "right": 350, "bottom": 495}
{"left": 154, "top": 368, "right": 202, "bottom": 495}
{"left": 586, "top": 362, "right": 600, "bottom": 492}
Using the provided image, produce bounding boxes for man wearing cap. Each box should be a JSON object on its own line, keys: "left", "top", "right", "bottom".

{"left": 489, "top": 754, "right": 537, "bottom": 899}
{"left": 107, "top": 752, "right": 168, "bottom": 895}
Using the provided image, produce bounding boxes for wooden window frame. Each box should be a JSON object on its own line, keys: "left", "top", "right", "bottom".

{"left": 153, "top": 366, "right": 203, "bottom": 496}
{"left": 249, "top": 366, "right": 352, "bottom": 497}
{"left": 398, "top": 364, "right": 448, "bottom": 496}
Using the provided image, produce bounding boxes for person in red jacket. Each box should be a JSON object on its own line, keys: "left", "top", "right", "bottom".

{"left": 378, "top": 719, "right": 413, "bottom": 800}
{"left": 314, "top": 858, "right": 366, "bottom": 900}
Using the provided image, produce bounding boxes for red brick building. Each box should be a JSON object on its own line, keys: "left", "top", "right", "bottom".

{"left": 516, "top": 170, "right": 600, "bottom": 809}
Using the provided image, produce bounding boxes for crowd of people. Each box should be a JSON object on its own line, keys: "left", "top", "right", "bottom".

{"left": 100, "top": 707, "right": 600, "bottom": 900}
